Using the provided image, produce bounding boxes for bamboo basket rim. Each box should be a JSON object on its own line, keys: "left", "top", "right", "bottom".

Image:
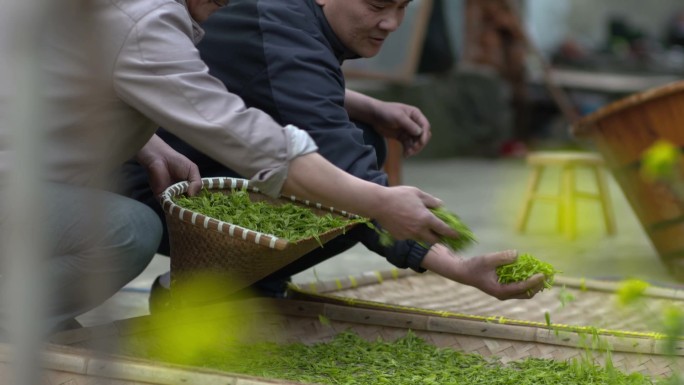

{"left": 289, "top": 269, "right": 684, "bottom": 351}
{"left": 160, "top": 177, "right": 362, "bottom": 251}
{"left": 572, "top": 80, "right": 684, "bottom": 137}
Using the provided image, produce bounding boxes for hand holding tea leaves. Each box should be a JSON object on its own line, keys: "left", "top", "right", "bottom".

{"left": 421, "top": 247, "right": 547, "bottom": 300}
{"left": 372, "top": 206, "right": 476, "bottom": 251}
{"left": 373, "top": 208, "right": 546, "bottom": 300}
{"left": 368, "top": 186, "right": 459, "bottom": 245}
{"left": 496, "top": 253, "right": 559, "bottom": 292}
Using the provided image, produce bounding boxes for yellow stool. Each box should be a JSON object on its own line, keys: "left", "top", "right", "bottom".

{"left": 516, "top": 151, "right": 616, "bottom": 239}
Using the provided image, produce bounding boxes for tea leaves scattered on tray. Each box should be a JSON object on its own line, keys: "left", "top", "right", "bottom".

{"left": 496, "top": 253, "right": 560, "bottom": 289}
{"left": 155, "top": 331, "right": 658, "bottom": 385}
{"left": 173, "top": 189, "right": 366, "bottom": 243}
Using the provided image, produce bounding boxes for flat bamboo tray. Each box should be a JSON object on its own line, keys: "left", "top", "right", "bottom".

{"left": 290, "top": 269, "right": 684, "bottom": 377}
{"left": 18, "top": 271, "right": 684, "bottom": 384}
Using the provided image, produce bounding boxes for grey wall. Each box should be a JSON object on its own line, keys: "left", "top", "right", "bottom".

{"left": 441, "top": 0, "right": 684, "bottom": 57}
{"left": 526, "top": 0, "right": 684, "bottom": 54}
{"left": 443, "top": 0, "right": 465, "bottom": 58}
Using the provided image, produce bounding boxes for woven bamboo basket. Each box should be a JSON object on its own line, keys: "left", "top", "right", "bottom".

{"left": 571, "top": 81, "right": 684, "bottom": 280}
{"left": 160, "top": 177, "right": 360, "bottom": 306}
{"left": 289, "top": 269, "right": 684, "bottom": 378}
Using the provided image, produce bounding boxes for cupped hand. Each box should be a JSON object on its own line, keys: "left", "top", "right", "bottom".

{"left": 459, "top": 250, "right": 546, "bottom": 300}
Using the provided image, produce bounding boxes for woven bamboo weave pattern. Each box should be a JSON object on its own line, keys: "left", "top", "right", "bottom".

{"left": 49, "top": 297, "right": 684, "bottom": 379}
{"left": 572, "top": 80, "right": 684, "bottom": 279}
{"left": 160, "top": 177, "right": 359, "bottom": 303}
{"left": 290, "top": 270, "right": 684, "bottom": 377}
{"left": 295, "top": 270, "right": 684, "bottom": 334}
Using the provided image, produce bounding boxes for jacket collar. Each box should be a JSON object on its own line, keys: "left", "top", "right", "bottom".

{"left": 174, "top": 0, "right": 205, "bottom": 43}
{"left": 309, "top": 0, "right": 359, "bottom": 63}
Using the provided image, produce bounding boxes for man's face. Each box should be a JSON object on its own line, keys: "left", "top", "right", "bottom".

{"left": 315, "top": 0, "right": 410, "bottom": 58}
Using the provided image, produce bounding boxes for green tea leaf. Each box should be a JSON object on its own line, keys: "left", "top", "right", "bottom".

{"left": 616, "top": 279, "right": 650, "bottom": 307}
{"left": 369, "top": 207, "right": 477, "bottom": 251}
{"left": 135, "top": 330, "right": 658, "bottom": 385}
{"left": 173, "top": 189, "right": 367, "bottom": 242}
{"left": 496, "top": 253, "right": 560, "bottom": 290}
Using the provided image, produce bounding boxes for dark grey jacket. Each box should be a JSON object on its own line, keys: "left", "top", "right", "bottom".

{"left": 196, "top": 0, "right": 429, "bottom": 271}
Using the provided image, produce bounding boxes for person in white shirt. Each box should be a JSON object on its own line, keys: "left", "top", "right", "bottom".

{"left": 0, "top": 0, "right": 481, "bottom": 337}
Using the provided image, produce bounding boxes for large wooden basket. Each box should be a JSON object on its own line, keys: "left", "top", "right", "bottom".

{"left": 160, "top": 177, "right": 360, "bottom": 305}
{"left": 572, "top": 81, "right": 684, "bottom": 281}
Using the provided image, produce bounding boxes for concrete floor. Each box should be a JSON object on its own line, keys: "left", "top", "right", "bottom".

{"left": 77, "top": 156, "right": 681, "bottom": 327}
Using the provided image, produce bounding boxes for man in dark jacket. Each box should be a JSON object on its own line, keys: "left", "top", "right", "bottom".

{"left": 123, "top": 0, "right": 544, "bottom": 310}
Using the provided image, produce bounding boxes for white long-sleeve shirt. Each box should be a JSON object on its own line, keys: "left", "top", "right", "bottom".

{"left": 10, "top": 0, "right": 316, "bottom": 197}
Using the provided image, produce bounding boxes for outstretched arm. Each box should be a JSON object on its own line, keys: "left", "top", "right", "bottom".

{"left": 420, "top": 245, "right": 546, "bottom": 300}
{"left": 282, "top": 152, "right": 458, "bottom": 245}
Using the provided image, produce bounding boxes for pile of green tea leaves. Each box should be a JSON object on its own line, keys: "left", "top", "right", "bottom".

{"left": 497, "top": 253, "right": 560, "bottom": 289}
{"left": 375, "top": 206, "right": 477, "bottom": 251}
{"left": 173, "top": 189, "right": 367, "bottom": 243}
{"left": 147, "top": 331, "right": 660, "bottom": 385}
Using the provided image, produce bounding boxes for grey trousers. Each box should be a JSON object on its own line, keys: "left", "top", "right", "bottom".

{"left": 0, "top": 183, "right": 161, "bottom": 339}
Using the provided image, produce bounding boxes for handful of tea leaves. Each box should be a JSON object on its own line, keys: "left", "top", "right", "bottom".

{"left": 496, "top": 253, "right": 559, "bottom": 289}
{"left": 173, "top": 189, "right": 366, "bottom": 243}
{"left": 374, "top": 206, "right": 477, "bottom": 251}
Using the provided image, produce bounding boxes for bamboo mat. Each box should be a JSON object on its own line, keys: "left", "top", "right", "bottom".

{"left": 37, "top": 272, "right": 684, "bottom": 383}
{"left": 49, "top": 293, "right": 684, "bottom": 379}
{"left": 289, "top": 269, "right": 684, "bottom": 377}
{"left": 291, "top": 270, "right": 684, "bottom": 334}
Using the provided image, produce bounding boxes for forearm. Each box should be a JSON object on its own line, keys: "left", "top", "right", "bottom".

{"left": 281, "top": 152, "right": 387, "bottom": 219}
{"left": 282, "top": 152, "right": 456, "bottom": 245}
{"left": 419, "top": 244, "right": 467, "bottom": 282}
{"left": 344, "top": 89, "right": 380, "bottom": 124}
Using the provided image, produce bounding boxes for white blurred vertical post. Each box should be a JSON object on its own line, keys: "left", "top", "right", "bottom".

{"left": 1, "top": 0, "right": 53, "bottom": 384}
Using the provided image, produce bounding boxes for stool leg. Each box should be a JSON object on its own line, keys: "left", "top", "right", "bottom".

{"left": 557, "top": 169, "right": 564, "bottom": 233}
{"left": 593, "top": 165, "right": 616, "bottom": 235}
{"left": 562, "top": 165, "right": 577, "bottom": 240}
{"left": 516, "top": 165, "right": 543, "bottom": 233}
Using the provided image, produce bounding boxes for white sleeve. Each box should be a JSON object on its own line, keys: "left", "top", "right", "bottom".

{"left": 112, "top": 4, "right": 311, "bottom": 196}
